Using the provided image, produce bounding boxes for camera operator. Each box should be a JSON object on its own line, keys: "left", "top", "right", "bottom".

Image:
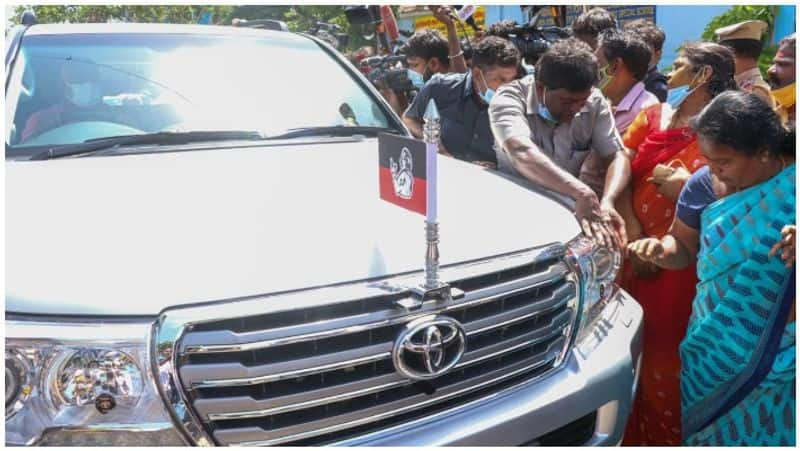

{"left": 489, "top": 38, "right": 629, "bottom": 249}
{"left": 403, "top": 36, "right": 520, "bottom": 169}
{"left": 373, "top": 29, "right": 452, "bottom": 117}
{"left": 349, "top": 46, "right": 375, "bottom": 76}
{"left": 404, "top": 29, "right": 452, "bottom": 86}
{"left": 484, "top": 18, "right": 571, "bottom": 72}
{"left": 571, "top": 7, "right": 617, "bottom": 51}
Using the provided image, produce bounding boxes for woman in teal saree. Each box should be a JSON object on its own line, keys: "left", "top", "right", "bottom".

{"left": 627, "top": 91, "right": 796, "bottom": 445}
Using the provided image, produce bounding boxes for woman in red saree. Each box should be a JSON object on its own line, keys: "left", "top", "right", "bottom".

{"left": 620, "top": 43, "right": 737, "bottom": 446}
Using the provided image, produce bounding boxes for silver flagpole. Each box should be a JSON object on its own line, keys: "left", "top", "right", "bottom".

{"left": 408, "top": 99, "right": 463, "bottom": 303}
{"left": 422, "top": 99, "right": 441, "bottom": 290}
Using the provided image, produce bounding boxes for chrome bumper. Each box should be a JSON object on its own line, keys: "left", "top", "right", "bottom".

{"left": 332, "top": 289, "right": 643, "bottom": 446}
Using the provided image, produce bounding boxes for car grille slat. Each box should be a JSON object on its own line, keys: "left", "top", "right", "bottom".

{"left": 462, "top": 282, "right": 573, "bottom": 336}
{"left": 164, "top": 246, "right": 579, "bottom": 445}
{"left": 181, "top": 262, "right": 569, "bottom": 356}
{"left": 197, "top": 373, "right": 409, "bottom": 421}
{"left": 457, "top": 309, "right": 572, "bottom": 369}
{"left": 182, "top": 309, "right": 406, "bottom": 355}
{"left": 212, "top": 337, "right": 565, "bottom": 446}
{"left": 182, "top": 343, "right": 392, "bottom": 388}
{"left": 444, "top": 262, "right": 569, "bottom": 312}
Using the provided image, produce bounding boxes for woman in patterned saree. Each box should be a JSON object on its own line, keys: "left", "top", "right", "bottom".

{"left": 628, "top": 91, "right": 796, "bottom": 445}
{"left": 620, "top": 42, "right": 737, "bottom": 446}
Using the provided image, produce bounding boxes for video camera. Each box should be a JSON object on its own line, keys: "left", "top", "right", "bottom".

{"left": 506, "top": 25, "right": 572, "bottom": 65}
{"left": 360, "top": 54, "right": 415, "bottom": 95}
{"left": 487, "top": 6, "right": 572, "bottom": 65}
{"left": 306, "top": 21, "right": 349, "bottom": 50}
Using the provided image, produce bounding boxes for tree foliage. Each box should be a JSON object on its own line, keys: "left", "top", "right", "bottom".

{"left": 229, "top": 5, "right": 382, "bottom": 51}
{"left": 11, "top": 5, "right": 235, "bottom": 26}
{"left": 10, "top": 5, "right": 382, "bottom": 52}
{"left": 702, "top": 5, "right": 778, "bottom": 78}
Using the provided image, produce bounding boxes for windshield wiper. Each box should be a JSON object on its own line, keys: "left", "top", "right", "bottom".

{"left": 263, "top": 126, "right": 399, "bottom": 140}
{"left": 29, "top": 130, "right": 265, "bottom": 161}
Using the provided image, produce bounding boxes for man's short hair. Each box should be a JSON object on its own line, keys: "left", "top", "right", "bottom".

{"left": 535, "top": 38, "right": 598, "bottom": 91}
{"left": 719, "top": 38, "right": 765, "bottom": 59}
{"left": 571, "top": 8, "right": 617, "bottom": 38}
{"left": 404, "top": 29, "right": 449, "bottom": 66}
{"left": 598, "top": 28, "right": 652, "bottom": 81}
{"left": 471, "top": 36, "right": 520, "bottom": 71}
{"left": 624, "top": 19, "right": 665, "bottom": 52}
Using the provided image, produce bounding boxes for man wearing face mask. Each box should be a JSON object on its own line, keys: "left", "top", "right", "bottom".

{"left": 21, "top": 61, "right": 108, "bottom": 142}
{"left": 403, "top": 29, "right": 452, "bottom": 90}
{"left": 403, "top": 36, "right": 520, "bottom": 169}
{"left": 595, "top": 29, "right": 659, "bottom": 134}
{"left": 579, "top": 29, "right": 658, "bottom": 199}
{"left": 767, "top": 33, "right": 796, "bottom": 126}
{"left": 489, "top": 38, "right": 629, "bottom": 249}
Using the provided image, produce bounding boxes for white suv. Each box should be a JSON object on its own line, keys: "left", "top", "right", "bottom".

{"left": 5, "top": 22, "right": 642, "bottom": 446}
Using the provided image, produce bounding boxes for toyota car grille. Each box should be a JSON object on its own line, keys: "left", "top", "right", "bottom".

{"left": 154, "top": 244, "right": 580, "bottom": 446}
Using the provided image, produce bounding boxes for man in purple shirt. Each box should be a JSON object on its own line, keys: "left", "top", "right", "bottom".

{"left": 578, "top": 28, "right": 659, "bottom": 195}
{"left": 595, "top": 28, "right": 659, "bottom": 134}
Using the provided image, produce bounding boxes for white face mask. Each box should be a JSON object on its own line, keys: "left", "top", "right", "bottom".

{"left": 67, "top": 83, "right": 99, "bottom": 107}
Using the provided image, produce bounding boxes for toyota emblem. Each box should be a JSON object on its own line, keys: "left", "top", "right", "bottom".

{"left": 392, "top": 315, "right": 466, "bottom": 380}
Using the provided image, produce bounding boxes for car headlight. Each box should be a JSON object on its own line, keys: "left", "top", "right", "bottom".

{"left": 566, "top": 236, "right": 622, "bottom": 342}
{"left": 5, "top": 318, "right": 185, "bottom": 446}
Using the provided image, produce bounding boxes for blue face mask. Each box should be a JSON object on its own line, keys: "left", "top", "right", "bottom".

{"left": 407, "top": 69, "right": 425, "bottom": 90}
{"left": 666, "top": 69, "right": 706, "bottom": 109}
{"left": 537, "top": 87, "right": 558, "bottom": 124}
{"left": 476, "top": 70, "right": 495, "bottom": 104}
{"left": 666, "top": 84, "right": 692, "bottom": 109}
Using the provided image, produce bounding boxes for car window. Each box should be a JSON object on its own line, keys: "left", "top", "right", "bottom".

{"left": 6, "top": 32, "right": 392, "bottom": 150}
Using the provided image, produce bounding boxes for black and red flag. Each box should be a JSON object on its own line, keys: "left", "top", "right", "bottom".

{"left": 378, "top": 133, "right": 427, "bottom": 216}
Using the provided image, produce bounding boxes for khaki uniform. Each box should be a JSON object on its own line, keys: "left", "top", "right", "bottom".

{"left": 735, "top": 67, "right": 776, "bottom": 108}
{"left": 715, "top": 20, "right": 776, "bottom": 108}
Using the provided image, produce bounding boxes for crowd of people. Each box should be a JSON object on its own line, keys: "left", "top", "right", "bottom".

{"left": 349, "top": 6, "right": 796, "bottom": 447}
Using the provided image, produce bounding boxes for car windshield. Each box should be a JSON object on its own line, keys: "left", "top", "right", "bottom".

{"left": 5, "top": 31, "right": 393, "bottom": 152}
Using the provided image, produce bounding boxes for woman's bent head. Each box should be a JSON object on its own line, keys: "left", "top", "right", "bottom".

{"left": 691, "top": 90, "right": 794, "bottom": 189}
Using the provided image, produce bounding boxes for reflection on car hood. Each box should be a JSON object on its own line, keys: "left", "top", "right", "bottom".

{"left": 6, "top": 139, "right": 579, "bottom": 316}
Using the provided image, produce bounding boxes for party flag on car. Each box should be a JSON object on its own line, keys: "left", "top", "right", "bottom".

{"left": 378, "top": 133, "right": 427, "bottom": 216}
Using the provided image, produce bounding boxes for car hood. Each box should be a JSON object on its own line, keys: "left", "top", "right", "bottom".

{"left": 7, "top": 139, "right": 579, "bottom": 316}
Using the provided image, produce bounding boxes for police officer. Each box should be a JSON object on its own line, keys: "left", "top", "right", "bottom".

{"left": 715, "top": 20, "right": 775, "bottom": 107}
{"left": 403, "top": 36, "right": 520, "bottom": 169}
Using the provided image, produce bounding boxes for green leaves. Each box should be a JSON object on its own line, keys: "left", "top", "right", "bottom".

{"left": 701, "top": 5, "right": 778, "bottom": 79}
{"left": 11, "top": 5, "right": 235, "bottom": 26}
{"left": 10, "top": 5, "right": 398, "bottom": 52}
{"left": 702, "top": 5, "right": 776, "bottom": 42}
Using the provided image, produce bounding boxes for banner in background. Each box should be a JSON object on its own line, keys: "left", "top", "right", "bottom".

{"left": 414, "top": 6, "right": 486, "bottom": 36}
{"left": 535, "top": 5, "right": 656, "bottom": 27}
